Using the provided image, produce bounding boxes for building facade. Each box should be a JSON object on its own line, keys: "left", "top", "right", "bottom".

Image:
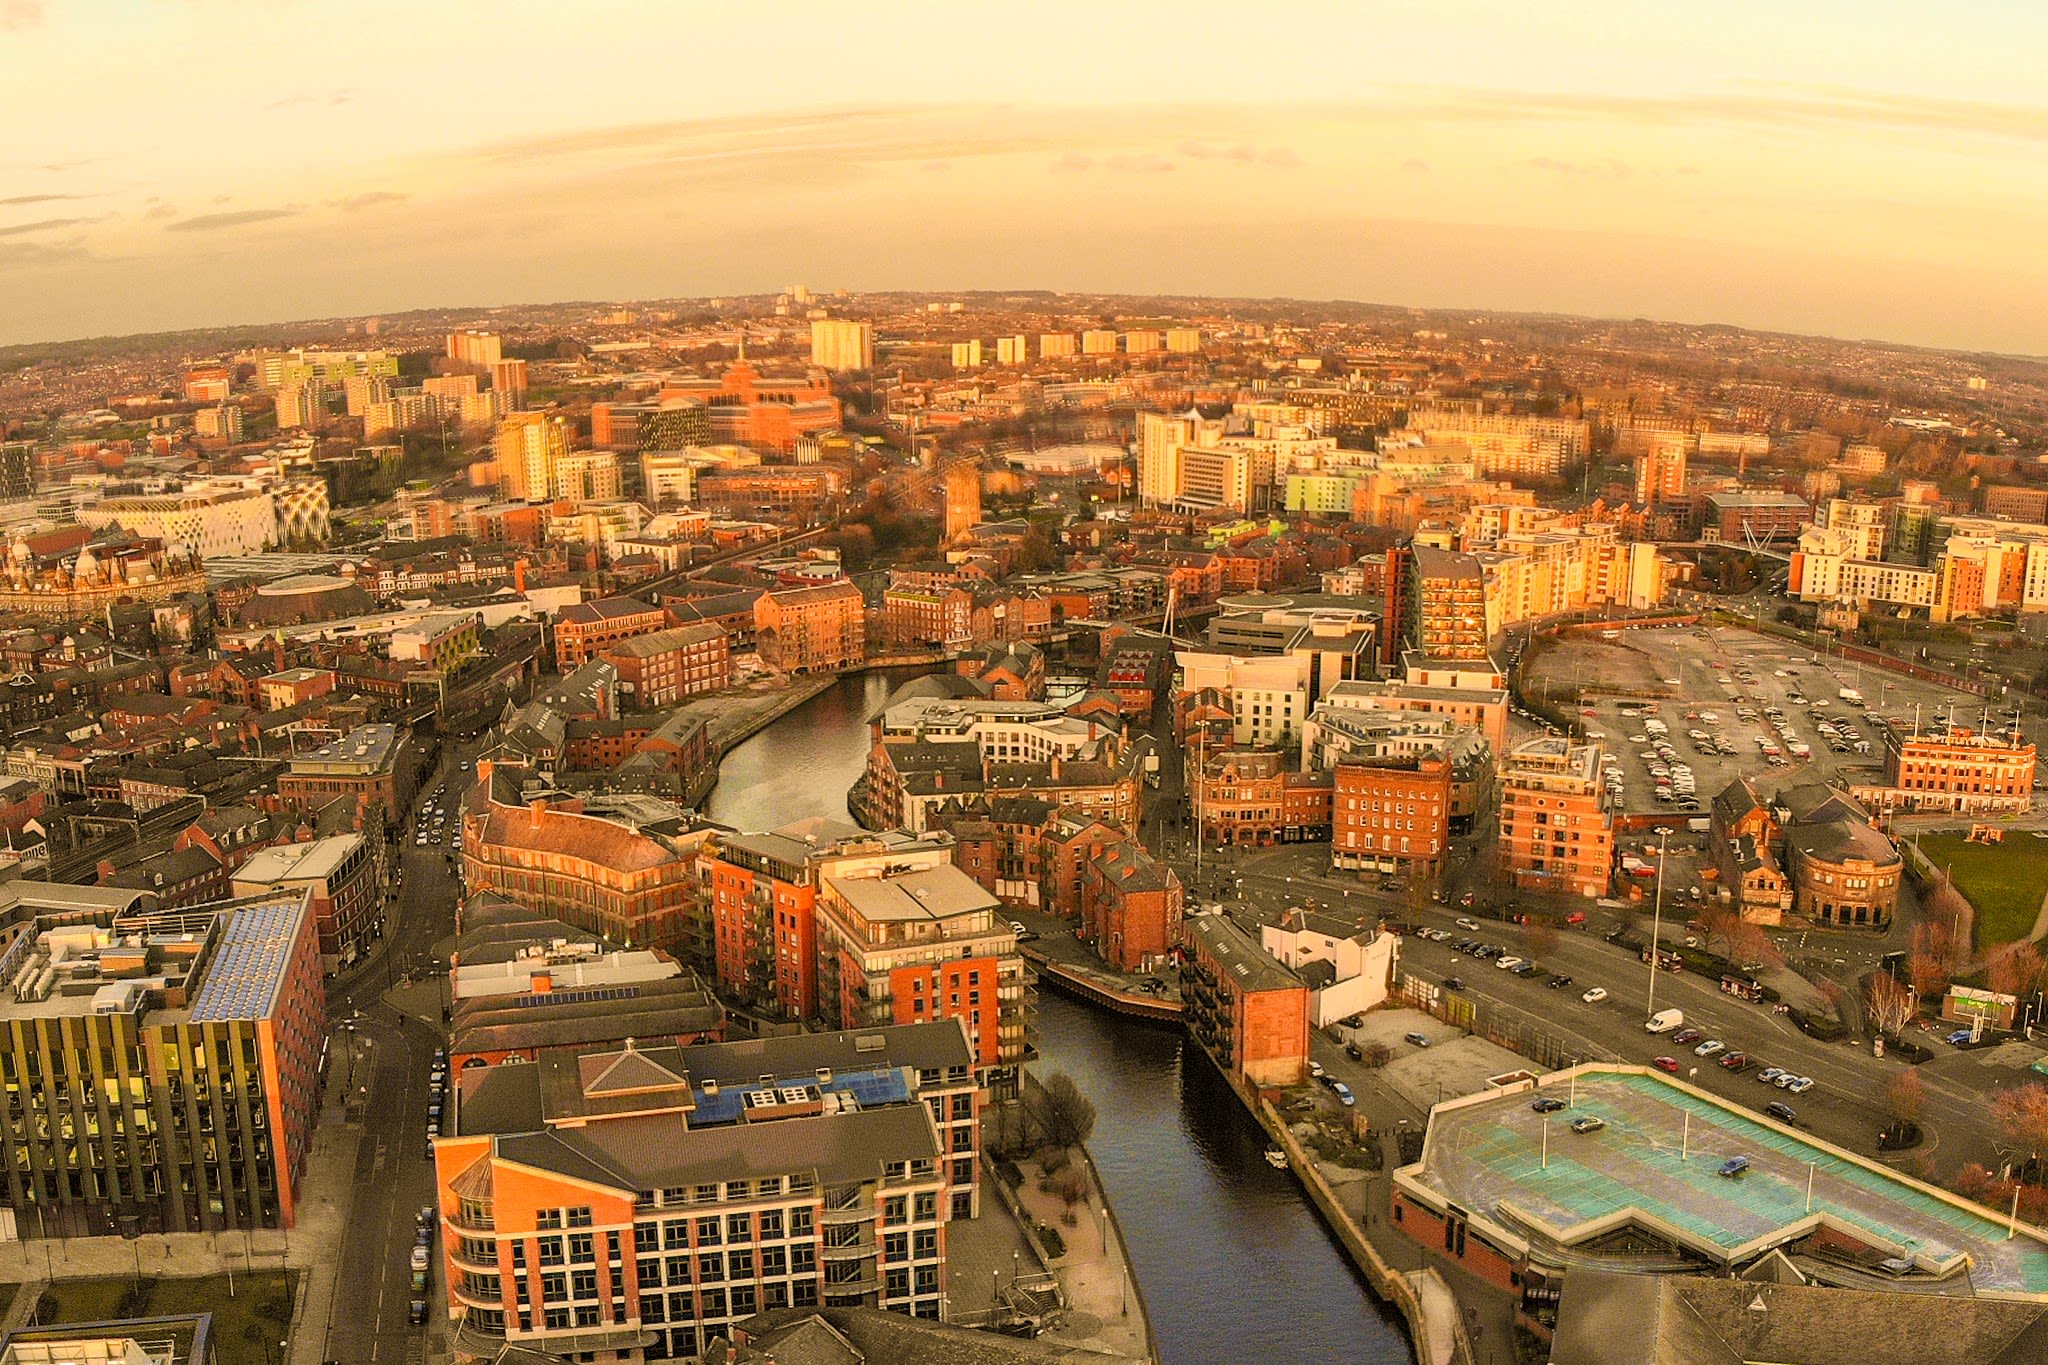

{"left": 1497, "top": 737, "right": 1613, "bottom": 898}
{"left": 1331, "top": 753, "right": 1452, "bottom": 874}
{"left": 0, "top": 885, "right": 325, "bottom": 1238}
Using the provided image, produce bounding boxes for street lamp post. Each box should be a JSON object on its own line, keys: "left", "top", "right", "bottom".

{"left": 1646, "top": 829, "right": 1670, "bottom": 1021}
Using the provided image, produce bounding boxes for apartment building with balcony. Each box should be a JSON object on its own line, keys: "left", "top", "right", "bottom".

{"left": 602, "top": 623, "right": 732, "bottom": 709}
{"left": 1182, "top": 910, "right": 1310, "bottom": 1089}
{"left": 0, "top": 883, "right": 325, "bottom": 1238}
{"left": 755, "top": 582, "right": 865, "bottom": 675}
{"left": 435, "top": 1022, "right": 973, "bottom": 1361}
{"left": 813, "top": 861, "right": 1027, "bottom": 1094}
{"left": 1498, "top": 736, "right": 1614, "bottom": 898}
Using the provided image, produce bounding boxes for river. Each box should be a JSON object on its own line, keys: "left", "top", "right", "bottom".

{"left": 711, "top": 671, "right": 1413, "bottom": 1364}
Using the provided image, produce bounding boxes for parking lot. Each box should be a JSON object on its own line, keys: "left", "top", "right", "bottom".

{"left": 1559, "top": 624, "right": 2008, "bottom": 819}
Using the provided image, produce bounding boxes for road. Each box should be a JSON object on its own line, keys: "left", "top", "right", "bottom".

{"left": 319, "top": 741, "right": 472, "bottom": 1365}
{"left": 1209, "top": 849, "right": 2030, "bottom": 1182}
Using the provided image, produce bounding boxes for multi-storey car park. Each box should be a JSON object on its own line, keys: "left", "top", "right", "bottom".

{"left": 1393, "top": 1065, "right": 2048, "bottom": 1306}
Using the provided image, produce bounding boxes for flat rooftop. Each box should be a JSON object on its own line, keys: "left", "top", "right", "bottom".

{"left": 1398, "top": 1067, "right": 2048, "bottom": 1299}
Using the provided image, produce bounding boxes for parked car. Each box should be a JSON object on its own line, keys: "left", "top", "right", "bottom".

{"left": 1531, "top": 1097, "right": 1567, "bottom": 1114}
{"left": 1784, "top": 1076, "right": 1815, "bottom": 1094}
{"left": 1757, "top": 1067, "right": 1786, "bottom": 1085}
{"left": 1456, "top": 917, "right": 1480, "bottom": 930}
{"left": 1947, "top": 1028, "right": 1975, "bottom": 1046}
{"left": 1652, "top": 1056, "right": 1681, "bottom": 1074}
{"left": 1404, "top": 1031, "right": 1432, "bottom": 1048}
{"left": 1546, "top": 974, "right": 1574, "bottom": 989}
{"left": 1308, "top": 1060, "right": 1326, "bottom": 1080}
{"left": 410, "top": 1245, "right": 430, "bottom": 1272}
{"left": 1346, "top": 1042, "right": 1363, "bottom": 1061}
{"left": 1443, "top": 976, "right": 1465, "bottom": 991}
{"left": 1765, "top": 1101, "right": 1798, "bottom": 1124}
{"left": 1581, "top": 987, "right": 1608, "bottom": 1004}
{"left": 1495, "top": 956, "right": 1524, "bottom": 971}
{"left": 1671, "top": 1027, "right": 1703, "bottom": 1046}
{"left": 1694, "top": 1040, "right": 1726, "bottom": 1058}
{"left": 1717, "top": 1156, "right": 1750, "bottom": 1178}
{"left": 1719, "top": 1052, "right": 1751, "bottom": 1071}
{"left": 1569, "top": 1116, "right": 1607, "bottom": 1134}
{"left": 1330, "top": 1082, "right": 1356, "bottom": 1107}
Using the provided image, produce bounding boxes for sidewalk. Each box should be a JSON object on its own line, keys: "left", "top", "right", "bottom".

{"left": 1006, "top": 1151, "right": 1151, "bottom": 1363}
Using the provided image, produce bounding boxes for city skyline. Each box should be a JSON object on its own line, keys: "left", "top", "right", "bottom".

{"left": 7, "top": 1, "right": 2048, "bottom": 354}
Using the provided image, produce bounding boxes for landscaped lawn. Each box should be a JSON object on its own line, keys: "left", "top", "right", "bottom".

{"left": 1916, "top": 831, "right": 2048, "bottom": 947}
{"left": 37, "top": 1272, "right": 296, "bottom": 1365}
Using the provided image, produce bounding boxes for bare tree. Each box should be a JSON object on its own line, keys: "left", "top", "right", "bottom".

{"left": 1924, "top": 876, "right": 1977, "bottom": 965}
{"left": 1887, "top": 1070, "right": 1926, "bottom": 1126}
{"left": 1724, "top": 919, "right": 1781, "bottom": 971}
{"left": 1990, "top": 1083, "right": 2048, "bottom": 1163}
{"left": 1989, "top": 941, "right": 2045, "bottom": 1001}
{"left": 1036, "top": 1072, "right": 1098, "bottom": 1150}
{"left": 1867, "top": 974, "right": 1917, "bottom": 1037}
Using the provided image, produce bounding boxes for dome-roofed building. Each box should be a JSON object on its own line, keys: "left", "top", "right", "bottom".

{"left": 231, "top": 573, "right": 375, "bottom": 628}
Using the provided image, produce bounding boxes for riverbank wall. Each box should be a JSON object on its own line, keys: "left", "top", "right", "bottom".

{"left": 1248, "top": 1080, "right": 1468, "bottom": 1365}
{"left": 1022, "top": 946, "right": 1184, "bottom": 1023}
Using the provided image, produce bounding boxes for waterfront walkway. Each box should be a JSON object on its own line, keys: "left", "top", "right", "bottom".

{"left": 1005, "top": 1150, "right": 1152, "bottom": 1362}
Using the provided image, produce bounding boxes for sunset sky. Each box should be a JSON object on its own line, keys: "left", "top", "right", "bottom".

{"left": 5, "top": 1, "right": 2047, "bottom": 353}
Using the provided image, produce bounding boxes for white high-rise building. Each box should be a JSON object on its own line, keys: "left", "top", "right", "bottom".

{"left": 809, "top": 318, "right": 874, "bottom": 371}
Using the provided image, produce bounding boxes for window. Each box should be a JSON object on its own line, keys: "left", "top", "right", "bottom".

{"left": 729, "top": 1248, "right": 753, "bottom": 1278}
{"left": 725, "top": 1213, "right": 751, "bottom": 1243}
{"left": 568, "top": 1233, "right": 594, "bottom": 1263}
{"left": 571, "top": 1269, "right": 598, "bottom": 1299}
{"left": 759, "top": 1210, "right": 783, "bottom": 1240}
{"left": 698, "top": 1255, "right": 723, "bottom": 1283}
{"left": 542, "top": 1272, "right": 567, "bottom": 1300}
{"left": 536, "top": 1209, "right": 564, "bottom": 1231}
{"left": 539, "top": 1236, "right": 565, "bottom": 1266}
{"left": 696, "top": 1217, "right": 721, "bottom": 1246}
{"left": 567, "top": 1206, "right": 594, "bottom": 1228}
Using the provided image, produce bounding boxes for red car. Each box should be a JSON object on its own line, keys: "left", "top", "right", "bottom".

{"left": 1652, "top": 1056, "right": 1681, "bottom": 1074}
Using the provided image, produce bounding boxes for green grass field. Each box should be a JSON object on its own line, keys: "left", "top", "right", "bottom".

{"left": 1916, "top": 831, "right": 2048, "bottom": 947}
{"left": 35, "top": 1272, "right": 296, "bottom": 1365}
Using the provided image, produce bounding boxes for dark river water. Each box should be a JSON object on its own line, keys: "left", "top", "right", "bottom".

{"left": 710, "top": 672, "right": 1413, "bottom": 1365}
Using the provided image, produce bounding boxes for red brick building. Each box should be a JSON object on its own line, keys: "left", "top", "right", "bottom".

{"left": 755, "top": 581, "right": 866, "bottom": 674}
{"left": 601, "top": 622, "right": 731, "bottom": 708}
{"left": 1332, "top": 753, "right": 1452, "bottom": 874}
{"left": 1193, "top": 749, "right": 1332, "bottom": 847}
{"left": 554, "top": 596, "right": 675, "bottom": 671}
{"left": 1081, "top": 842, "right": 1183, "bottom": 971}
{"left": 1875, "top": 726, "right": 2036, "bottom": 814}
{"left": 1183, "top": 910, "right": 1309, "bottom": 1088}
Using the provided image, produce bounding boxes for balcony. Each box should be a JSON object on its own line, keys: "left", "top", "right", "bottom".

{"left": 447, "top": 1207, "right": 496, "bottom": 1235}
{"left": 820, "top": 1238, "right": 875, "bottom": 1263}
{"left": 448, "top": 1241, "right": 500, "bottom": 1273}
{"left": 818, "top": 1202, "right": 876, "bottom": 1227}
{"left": 449, "top": 1277, "right": 504, "bottom": 1312}
{"left": 820, "top": 1273, "right": 881, "bottom": 1299}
